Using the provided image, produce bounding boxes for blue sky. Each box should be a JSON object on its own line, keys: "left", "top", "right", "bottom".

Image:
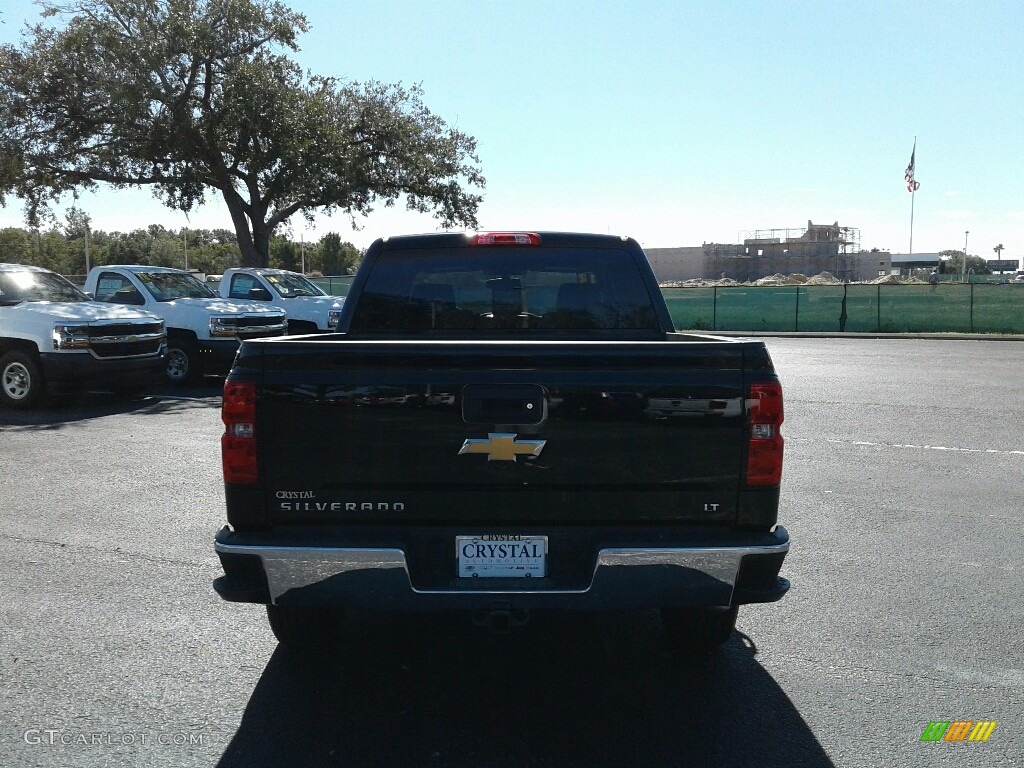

{"left": 1, "top": 0, "right": 1022, "bottom": 264}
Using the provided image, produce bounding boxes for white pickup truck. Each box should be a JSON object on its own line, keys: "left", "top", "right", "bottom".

{"left": 84, "top": 265, "right": 287, "bottom": 385}
{"left": 217, "top": 268, "right": 345, "bottom": 333}
{"left": 1, "top": 263, "right": 166, "bottom": 408}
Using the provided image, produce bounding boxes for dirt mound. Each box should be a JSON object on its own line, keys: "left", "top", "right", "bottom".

{"left": 805, "top": 271, "right": 842, "bottom": 285}
{"left": 659, "top": 277, "right": 744, "bottom": 288}
{"left": 662, "top": 271, "right": 879, "bottom": 287}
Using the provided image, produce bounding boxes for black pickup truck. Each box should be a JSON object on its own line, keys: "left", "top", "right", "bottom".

{"left": 213, "top": 232, "right": 789, "bottom": 651}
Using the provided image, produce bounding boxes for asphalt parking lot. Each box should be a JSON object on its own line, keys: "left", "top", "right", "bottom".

{"left": 0, "top": 338, "right": 1021, "bottom": 768}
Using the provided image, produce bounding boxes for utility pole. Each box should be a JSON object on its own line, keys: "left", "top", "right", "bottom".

{"left": 183, "top": 227, "right": 188, "bottom": 272}
{"left": 84, "top": 225, "right": 90, "bottom": 275}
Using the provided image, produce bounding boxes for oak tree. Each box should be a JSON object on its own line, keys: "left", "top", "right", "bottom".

{"left": 938, "top": 250, "right": 990, "bottom": 275}
{"left": 0, "top": 0, "right": 484, "bottom": 266}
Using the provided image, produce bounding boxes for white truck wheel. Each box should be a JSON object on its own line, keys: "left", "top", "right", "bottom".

{"left": 0, "top": 351, "right": 45, "bottom": 409}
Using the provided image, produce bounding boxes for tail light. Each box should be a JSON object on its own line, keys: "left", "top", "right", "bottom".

{"left": 745, "top": 381, "right": 784, "bottom": 487}
{"left": 222, "top": 381, "right": 258, "bottom": 485}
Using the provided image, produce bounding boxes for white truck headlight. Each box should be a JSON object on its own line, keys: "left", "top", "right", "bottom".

{"left": 52, "top": 324, "right": 90, "bottom": 350}
{"left": 210, "top": 316, "right": 237, "bottom": 337}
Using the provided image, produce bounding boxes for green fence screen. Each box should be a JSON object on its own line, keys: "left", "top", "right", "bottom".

{"left": 311, "top": 276, "right": 354, "bottom": 296}
{"left": 662, "top": 284, "right": 1024, "bottom": 334}
{"left": 317, "top": 278, "right": 1021, "bottom": 334}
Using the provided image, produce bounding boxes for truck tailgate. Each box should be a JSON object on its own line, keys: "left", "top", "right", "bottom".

{"left": 249, "top": 338, "right": 768, "bottom": 526}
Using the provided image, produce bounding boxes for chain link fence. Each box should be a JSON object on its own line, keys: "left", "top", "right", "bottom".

{"left": 310, "top": 276, "right": 354, "bottom": 296}
{"left": 309, "top": 278, "right": 1022, "bottom": 334}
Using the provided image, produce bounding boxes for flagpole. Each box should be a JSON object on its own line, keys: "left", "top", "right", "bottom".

{"left": 908, "top": 136, "right": 916, "bottom": 257}
{"left": 909, "top": 188, "right": 915, "bottom": 256}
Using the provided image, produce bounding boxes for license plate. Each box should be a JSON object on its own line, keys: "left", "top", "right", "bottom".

{"left": 457, "top": 535, "right": 547, "bottom": 578}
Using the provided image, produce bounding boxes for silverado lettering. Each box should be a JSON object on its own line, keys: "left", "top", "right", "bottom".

{"left": 279, "top": 502, "right": 405, "bottom": 511}
{"left": 213, "top": 231, "right": 791, "bottom": 653}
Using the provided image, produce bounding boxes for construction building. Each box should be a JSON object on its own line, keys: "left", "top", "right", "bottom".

{"left": 646, "top": 221, "right": 890, "bottom": 283}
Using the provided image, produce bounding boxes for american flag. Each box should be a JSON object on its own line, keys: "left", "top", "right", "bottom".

{"left": 905, "top": 146, "right": 920, "bottom": 192}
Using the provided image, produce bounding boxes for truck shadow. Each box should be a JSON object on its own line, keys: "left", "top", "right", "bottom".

{"left": 218, "top": 610, "right": 834, "bottom": 768}
{"left": 0, "top": 386, "right": 223, "bottom": 430}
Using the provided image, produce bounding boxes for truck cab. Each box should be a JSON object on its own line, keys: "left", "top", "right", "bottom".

{"left": 0, "top": 263, "right": 166, "bottom": 408}
{"left": 218, "top": 268, "right": 345, "bottom": 334}
{"left": 85, "top": 265, "right": 287, "bottom": 385}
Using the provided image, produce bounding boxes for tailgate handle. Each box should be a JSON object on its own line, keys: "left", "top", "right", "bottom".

{"left": 462, "top": 384, "right": 547, "bottom": 425}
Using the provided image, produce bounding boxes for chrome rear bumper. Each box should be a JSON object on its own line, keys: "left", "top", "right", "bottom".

{"left": 214, "top": 526, "right": 790, "bottom": 611}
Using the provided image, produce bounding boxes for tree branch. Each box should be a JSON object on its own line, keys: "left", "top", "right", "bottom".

{"left": 266, "top": 199, "right": 305, "bottom": 231}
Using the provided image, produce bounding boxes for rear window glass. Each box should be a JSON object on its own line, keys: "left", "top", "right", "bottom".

{"left": 349, "top": 247, "right": 659, "bottom": 332}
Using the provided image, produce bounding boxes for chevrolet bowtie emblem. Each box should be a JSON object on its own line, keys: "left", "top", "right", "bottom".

{"left": 459, "top": 433, "right": 547, "bottom": 462}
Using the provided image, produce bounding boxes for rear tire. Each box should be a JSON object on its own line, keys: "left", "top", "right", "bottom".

{"left": 661, "top": 605, "right": 738, "bottom": 651}
{"left": 0, "top": 350, "right": 46, "bottom": 409}
{"left": 266, "top": 604, "right": 346, "bottom": 652}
